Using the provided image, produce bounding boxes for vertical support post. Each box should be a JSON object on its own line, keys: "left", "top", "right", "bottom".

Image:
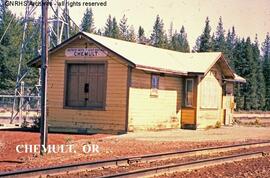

{"left": 19, "top": 81, "right": 24, "bottom": 125}
{"left": 40, "top": 0, "right": 49, "bottom": 155}
{"left": 64, "top": 0, "right": 70, "bottom": 39}
{"left": 11, "top": 0, "right": 30, "bottom": 123}
{"left": 56, "top": 0, "right": 60, "bottom": 44}
{"left": 36, "top": 68, "right": 41, "bottom": 113}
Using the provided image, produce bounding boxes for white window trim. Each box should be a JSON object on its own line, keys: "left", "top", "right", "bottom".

{"left": 185, "top": 78, "right": 194, "bottom": 107}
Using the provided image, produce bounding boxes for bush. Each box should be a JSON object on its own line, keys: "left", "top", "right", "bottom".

{"left": 21, "top": 117, "right": 29, "bottom": 128}
{"left": 215, "top": 121, "right": 221, "bottom": 128}
{"left": 254, "top": 118, "right": 260, "bottom": 125}
{"left": 31, "top": 116, "right": 41, "bottom": 129}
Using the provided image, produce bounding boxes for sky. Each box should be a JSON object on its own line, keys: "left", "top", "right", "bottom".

{"left": 8, "top": 0, "right": 270, "bottom": 48}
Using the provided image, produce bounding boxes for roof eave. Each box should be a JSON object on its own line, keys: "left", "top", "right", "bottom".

{"left": 204, "top": 53, "right": 235, "bottom": 79}
{"left": 223, "top": 78, "right": 246, "bottom": 83}
{"left": 27, "top": 32, "right": 136, "bottom": 68}
{"left": 136, "top": 64, "right": 187, "bottom": 76}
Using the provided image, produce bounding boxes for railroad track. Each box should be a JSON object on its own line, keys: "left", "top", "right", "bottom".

{"left": 0, "top": 141, "right": 270, "bottom": 178}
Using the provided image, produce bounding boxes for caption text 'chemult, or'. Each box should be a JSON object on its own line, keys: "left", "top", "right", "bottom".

{"left": 16, "top": 144, "right": 99, "bottom": 154}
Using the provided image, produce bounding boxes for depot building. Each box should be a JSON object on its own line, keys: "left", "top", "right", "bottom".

{"left": 28, "top": 32, "right": 246, "bottom": 134}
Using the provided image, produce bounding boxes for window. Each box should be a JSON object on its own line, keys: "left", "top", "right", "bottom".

{"left": 65, "top": 62, "right": 106, "bottom": 109}
{"left": 151, "top": 75, "right": 159, "bottom": 89}
{"left": 185, "top": 79, "right": 194, "bottom": 107}
{"left": 150, "top": 75, "right": 159, "bottom": 96}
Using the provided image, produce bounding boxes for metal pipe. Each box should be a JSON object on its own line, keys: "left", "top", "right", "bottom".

{"left": 19, "top": 81, "right": 25, "bottom": 124}
{"left": 0, "top": 95, "right": 40, "bottom": 98}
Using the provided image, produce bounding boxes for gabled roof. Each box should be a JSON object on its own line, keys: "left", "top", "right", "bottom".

{"left": 27, "top": 32, "right": 235, "bottom": 78}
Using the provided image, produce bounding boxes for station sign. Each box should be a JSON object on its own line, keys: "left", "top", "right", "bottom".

{"left": 65, "top": 48, "right": 108, "bottom": 57}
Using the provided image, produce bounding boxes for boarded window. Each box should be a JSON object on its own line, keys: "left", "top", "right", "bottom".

{"left": 200, "top": 78, "right": 219, "bottom": 109}
{"left": 185, "top": 79, "right": 193, "bottom": 107}
{"left": 65, "top": 63, "right": 106, "bottom": 109}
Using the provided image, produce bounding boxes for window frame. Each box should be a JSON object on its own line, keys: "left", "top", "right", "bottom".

{"left": 63, "top": 60, "right": 107, "bottom": 110}
{"left": 185, "top": 78, "right": 194, "bottom": 107}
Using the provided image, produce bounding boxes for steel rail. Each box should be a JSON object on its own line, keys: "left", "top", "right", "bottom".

{"left": 99, "top": 151, "right": 266, "bottom": 178}
{"left": 0, "top": 140, "right": 270, "bottom": 178}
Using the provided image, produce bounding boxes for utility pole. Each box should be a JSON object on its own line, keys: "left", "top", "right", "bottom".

{"left": 40, "top": 0, "right": 49, "bottom": 155}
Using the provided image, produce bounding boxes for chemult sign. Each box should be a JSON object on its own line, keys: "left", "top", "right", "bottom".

{"left": 65, "top": 48, "right": 108, "bottom": 57}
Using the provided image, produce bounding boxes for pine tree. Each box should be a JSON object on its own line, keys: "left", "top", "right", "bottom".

{"left": 242, "top": 37, "right": 258, "bottom": 110}
{"left": 171, "top": 31, "right": 180, "bottom": 51}
{"left": 0, "top": 9, "right": 21, "bottom": 93}
{"left": 233, "top": 39, "right": 246, "bottom": 110}
{"left": 119, "top": 15, "right": 129, "bottom": 40}
{"left": 80, "top": 8, "right": 95, "bottom": 33}
{"left": 253, "top": 35, "right": 266, "bottom": 110}
{"left": 138, "top": 26, "right": 146, "bottom": 44}
{"left": 111, "top": 17, "right": 120, "bottom": 39}
{"left": 178, "top": 26, "right": 190, "bottom": 52}
{"left": 104, "top": 15, "right": 113, "bottom": 37}
{"left": 170, "top": 26, "right": 190, "bottom": 52}
{"left": 127, "top": 25, "right": 136, "bottom": 42}
{"left": 96, "top": 29, "right": 102, "bottom": 35}
{"left": 214, "top": 16, "right": 226, "bottom": 52}
{"left": 168, "top": 22, "right": 173, "bottom": 42}
{"left": 233, "top": 38, "right": 259, "bottom": 110}
{"left": 167, "top": 22, "right": 174, "bottom": 49}
{"left": 0, "top": 8, "right": 39, "bottom": 93}
{"left": 198, "top": 17, "right": 212, "bottom": 52}
{"left": 192, "top": 35, "right": 201, "bottom": 52}
{"left": 163, "top": 33, "right": 170, "bottom": 49}
{"left": 69, "top": 23, "right": 79, "bottom": 37}
{"left": 262, "top": 32, "right": 270, "bottom": 110}
{"left": 226, "top": 26, "right": 237, "bottom": 68}
{"left": 150, "top": 15, "right": 166, "bottom": 48}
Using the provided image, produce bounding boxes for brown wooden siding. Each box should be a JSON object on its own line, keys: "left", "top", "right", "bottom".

{"left": 47, "top": 38, "right": 128, "bottom": 134}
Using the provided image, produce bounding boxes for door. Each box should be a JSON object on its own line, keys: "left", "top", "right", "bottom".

{"left": 66, "top": 63, "right": 106, "bottom": 109}
{"left": 181, "top": 78, "right": 197, "bottom": 129}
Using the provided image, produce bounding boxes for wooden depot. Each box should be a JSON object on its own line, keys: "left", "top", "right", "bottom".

{"left": 27, "top": 32, "right": 245, "bottom": 134}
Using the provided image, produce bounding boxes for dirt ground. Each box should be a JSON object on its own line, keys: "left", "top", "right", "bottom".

{"left": 157, "top": 156, "right": 270, "bottom": 178}
{"left": 0, "top": 126, "right": 269, "bottom": 173}
{"left": 120, "top": 126, "right": 270, "bottom": 142}
{"left": 233, "top": 112, "right": 270, "bottom": 127}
